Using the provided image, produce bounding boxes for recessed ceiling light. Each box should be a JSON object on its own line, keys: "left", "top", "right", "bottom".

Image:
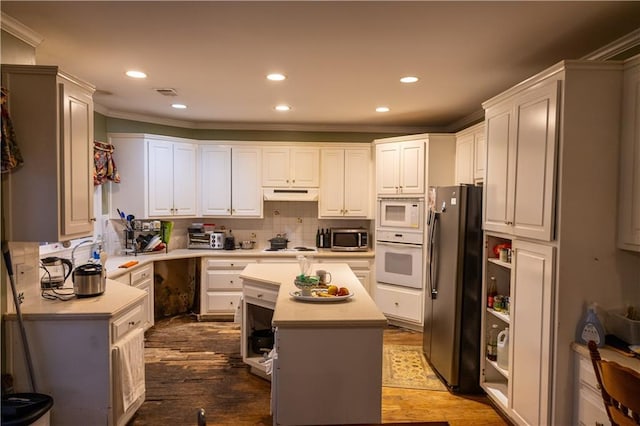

{"left": 376, "top": 106, "right": 390, "bottom": 112}
{"left": 400, "top": 76, "right": 419, "bottom": 83}
{"left": 171, "top": 103, "right": 187, "bottom": 109}
{"left": 125, "top": 70, "right": 147, "bottom": 79}
{"left": 275, "top": 104, "right": 291, "bottom": 111}
{"left": 267, "top": 73, "right": 286, "bottom": 81}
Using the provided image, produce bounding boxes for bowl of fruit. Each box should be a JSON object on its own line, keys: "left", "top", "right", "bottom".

{"left": 294, "top": 274, "right": 320, "bottom": 296}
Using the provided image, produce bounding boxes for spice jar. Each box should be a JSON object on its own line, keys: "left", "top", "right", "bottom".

{"left": 494, "top": 295, "right": 505, "bottom": 312}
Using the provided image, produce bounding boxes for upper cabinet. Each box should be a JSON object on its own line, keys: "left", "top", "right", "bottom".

{"left": 319, "top": 147, "right": 371, "bottom": 218}
{"left": 148, "top": 139, "right": 198, "bottom": 217}
{"left": 483, "top": 79, "right": 559, "bottom": 241}
{"left": 200, "top": 146, "right": 262, "bottom": 217}
{"left": 110, "top": 134, "right": 197, "bottom": 219}
{"left": 618, "top": 56, "right": 640, "bottom": 251}
{"left": 375, "top": 134, "right": 456, "bottom": 197}
{"left": 455, "top": 122, "right": 486, "bottom": 185}
{"left": 262, "top": 147, "right": 319, "bottom": 187}
{"left": 1, "top": 65, "right": 95, "bottom": 242}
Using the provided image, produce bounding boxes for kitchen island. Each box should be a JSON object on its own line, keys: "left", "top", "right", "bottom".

{"left": 240, "top": 263, "right": 387, "bottom": 426}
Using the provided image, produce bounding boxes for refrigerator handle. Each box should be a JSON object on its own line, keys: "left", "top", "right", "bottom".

{"left": 429, "top": 211, "right": 439, "bottom": 299}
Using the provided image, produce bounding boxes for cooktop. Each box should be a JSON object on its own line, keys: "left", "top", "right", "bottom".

{"left": 262, "top": 246, "right": 317, "bottom": 253}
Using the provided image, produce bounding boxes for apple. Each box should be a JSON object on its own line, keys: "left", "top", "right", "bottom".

{"left": 327, "top": 285, "right": 338, "bottom": 295}
{"left": 337, "top": 287, "right": 350, "bottom": 296}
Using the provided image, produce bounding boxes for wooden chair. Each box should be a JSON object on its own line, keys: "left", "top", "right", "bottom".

{"left": 588, "top": 340, "right": 640, "bottom": 425}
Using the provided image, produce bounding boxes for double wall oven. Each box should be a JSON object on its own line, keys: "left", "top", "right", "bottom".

{"left": 375, "top": 198, "right": 425, "bottom": 289}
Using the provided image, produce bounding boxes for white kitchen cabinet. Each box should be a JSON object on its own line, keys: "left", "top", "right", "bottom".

{"left": 319, "top": 147, "right": 371, "bottom": 218}
{"left": 573, "top": 351, "right": 610, "bottom": 426}
{"left": 200, "top": 258, "right": 252, "bottom": 320}
{"left": 111, "top": 264, "right": 155, "bottom": 331}
{"left": 262, "top": 146, "right": 319, "bottom": 187}
{"left": 481, "top": 61, "right": 627, "bottom": 426}
{"left": 109, "top": 134, "right": 197, "bottom": 220}
{"left": 374, "top": 283, "right": 423, "bottom": 324}
{"left": 484, "top": 79, "right": 559, "bottom": 241}
{"left": 455, "top": 122, "right": 486, "bottom": 185}
{"left": 148, "top": 139, "right": 197, "bottom": 217}
{"left": 1, "top": 65, "right": 95, "bottom": 242}
{"left": 618, "top": 55, "right": 640, "bottom": 251}
{"left": 6, "top": 285, "right": 146, "bottom": 426}
{"left": 375, "top": 134, "right": 456, "bottom": 196}
{"left": 201, "top": 145, "right": 262, "bottom": 217}
{"left": 317, "top": 258, "right": 373, "bottom": 294}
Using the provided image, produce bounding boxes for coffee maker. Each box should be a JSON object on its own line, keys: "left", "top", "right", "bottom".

{"left": 40, "top": 257, "right": 73, "bottom": 288}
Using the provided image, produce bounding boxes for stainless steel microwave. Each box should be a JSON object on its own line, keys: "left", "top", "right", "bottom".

{"left": 330, "top": 228, "right": 369, "bottom": 252}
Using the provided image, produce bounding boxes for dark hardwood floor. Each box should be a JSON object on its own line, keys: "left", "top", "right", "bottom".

{"left": 127, "top": 315, "right": 507, "bottom": 426}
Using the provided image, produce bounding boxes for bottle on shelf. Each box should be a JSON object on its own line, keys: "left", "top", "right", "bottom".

{"left": 316, "top": 229, "right": 321, "bottom": 248}
{"left": 487, "top": 324, "right": 499, "bottom": 361}
{"left": 324, "top": 228, "right": 331, "bottom": 248}
{"left": 487, "top": 276, "right": 498, "bottom": 308}
{"left": 318, "top": 228, "right": 325, "bottom": 248}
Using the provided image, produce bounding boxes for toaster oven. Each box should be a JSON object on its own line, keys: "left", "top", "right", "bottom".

{"left": 188, "top": 232, "right": 224, "bottom": 249}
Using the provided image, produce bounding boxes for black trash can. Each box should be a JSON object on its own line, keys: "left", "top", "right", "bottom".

{"left": 1, "top": 393, "right": 53, "bottom": 426}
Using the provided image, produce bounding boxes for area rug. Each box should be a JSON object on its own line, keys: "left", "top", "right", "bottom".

{"left": 382, "top": 345, "right": 447, "bottom": 391}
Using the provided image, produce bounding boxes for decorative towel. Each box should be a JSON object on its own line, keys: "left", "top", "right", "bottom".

{"left": 94, "top": 140, "right": 120, "bottom": 185}
{"left": 1, "top": 87, "right": 24, "bottom": 173}
{"left": 118, "top": 328, "right": 145, "bottom": 411}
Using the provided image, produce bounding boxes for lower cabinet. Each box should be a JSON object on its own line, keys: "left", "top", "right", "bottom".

{"left": 241, "top": 277, "right": 278, "bottom": 379}
{"left": 200, "top": 258, "right": 251, "bottom": 319}
{"left": 574, "top": 351, "right": 610, "bottom": 426}
{"left": 374, "top": 283, "right": 422, "bottom": 325}
{"left": 113, "top": 264, "right": 155, "bottom": 331}
{"left": 5, "top": 293, "right": 146, "bottom": 426}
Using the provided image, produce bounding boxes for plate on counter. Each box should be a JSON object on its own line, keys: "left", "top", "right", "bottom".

{"left": 289, "top": 289, "right": 353, "bottom": 302}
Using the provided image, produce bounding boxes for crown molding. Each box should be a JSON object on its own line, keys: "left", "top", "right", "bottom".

{"left": 1, "top": 12, "right": 43, "bottom": 48}
{"left": 93, "top": 102, "right": 443, "bottom": 134}
{"left": 582, "top": 27, "right": 640, "bottom": 61}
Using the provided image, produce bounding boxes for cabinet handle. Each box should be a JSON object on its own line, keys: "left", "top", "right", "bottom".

{"left": 292, "top": 179, "right": 295, "bottom": 183}
{"left": 596, "top": 423, "right": 604, "bottom": 426}
{"left": 395, "top": 302, "right": 399, "bottom": 306}
{"left": 227, "top": 208, "right": 231, "bottom": 212}
{"left": 286, "top": 179, "right": 289, "bottom": 183}
{"left": 90, "top": 217, "right": 96, "bottom": 222}
{"left": 230, "top": 280, "right": 234, "bottom": 284}
{"left": 257, "top": 294, "right": 263, "bottom": 298}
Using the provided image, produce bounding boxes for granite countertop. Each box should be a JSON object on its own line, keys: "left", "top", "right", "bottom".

{"left": 105, "top": 247, "right": 374, "bottom": 279}
{"left": 240, "top": 262, "right": 387, "bottom": 328}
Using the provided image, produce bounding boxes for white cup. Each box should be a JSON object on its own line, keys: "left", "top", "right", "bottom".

{"left": 316, "top": 269, "right": 332, "bottom": 284}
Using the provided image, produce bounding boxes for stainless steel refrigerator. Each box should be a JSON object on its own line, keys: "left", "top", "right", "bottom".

{"left": 423, "top": 185, "right": 483, "bottom": 394}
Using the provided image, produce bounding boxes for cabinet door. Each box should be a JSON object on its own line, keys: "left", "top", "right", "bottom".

{"left": 262, "top": 147, "right": 290, "bottom": 187}
{"left": 61, "top": 78, "right": 95, "bottom": 238}
{"left": 474, "top": 130, "right": 486, "bottom": 182}
{"left": 399, "top": 140, "right": 425, "bottom": 194}
{"left": 344, "top": 148, "right": 370, "bottom": 217}
{"left": 376, "top": 144, "right": 400, "bottom": 195}
{"left": 455, "top": 133, "right": 475, "bottom": 185}
{"left": 172, "top": 142, "right": 197, "bottom": 216}
{"left": 201, "top": 145, "right": 232, "bottom": 216}
{"left": 484, "top": 100, "right": 514, "bottom": 235}
{"left": 319, "top": 149, "right": 346, "bottom": 217}
{"left": 147, "top": 140, "right": 175, "bottom": 217}
{"left": 511, "top": 80, "right": 559, "bottom": 241}
{"left": 291, "top": 148, "right": 319, "bottom": 187}
{"left": 232, "top": 147, "right": 262, "bottom": 217}
{"left": 509, "top": 240, "right": 554, "bottom": 426}
{"left": 618, "top": 58, "right": 640, "bottom": 251}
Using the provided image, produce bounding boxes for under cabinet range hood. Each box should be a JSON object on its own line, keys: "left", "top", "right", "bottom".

{"left": 263, "top": 188, "right": 319, "bottom": 202}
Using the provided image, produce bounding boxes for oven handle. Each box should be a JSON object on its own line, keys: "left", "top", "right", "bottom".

{"left": 428, "top": 210, "right": 439, "bottom": 299}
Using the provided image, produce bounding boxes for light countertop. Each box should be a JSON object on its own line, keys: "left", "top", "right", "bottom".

{"left": 105, "top": 248, "right": 374, "bottom": 280}
{"left": 572, "top": 342, "right": 640, "bottom": 373}
{"left": 4, "top": 280, "right": 146, "bottom": 320}
{"left": 240, "top": 262, "right": 387, "bottom": 328}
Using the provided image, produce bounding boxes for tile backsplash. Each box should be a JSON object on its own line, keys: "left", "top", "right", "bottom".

{"left": 103, "top": 201, "right": 372, "bottom": 255}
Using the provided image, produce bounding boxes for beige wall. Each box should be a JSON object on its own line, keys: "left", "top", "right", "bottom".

{"left": 0, "top": 30, "right": 36, "bottom": 64}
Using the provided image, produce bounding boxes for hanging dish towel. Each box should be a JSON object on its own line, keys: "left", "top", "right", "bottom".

{"left": 117, "top": 328, "right": 145, "bottom": 412}
{"left": 94, "top": 140, "right": 120, "bottom": 185}
{"left": 1, "top": 87, "right": 24, "bottom": 173}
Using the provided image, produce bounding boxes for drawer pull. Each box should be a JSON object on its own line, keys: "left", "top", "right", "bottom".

{"left": 395, "top": 302, "right": 399, "bottom": 306}
{"left": 257, "top": 294, "right": 263, "bottom": 298}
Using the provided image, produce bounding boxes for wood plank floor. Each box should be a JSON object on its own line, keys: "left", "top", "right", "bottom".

{"left": 127, "top": 315, "right": 508, "bottom": 426}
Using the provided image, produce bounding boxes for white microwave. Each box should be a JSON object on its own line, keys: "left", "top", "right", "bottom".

{"left": 377, "top": 198, "right": 424, "bottom": 231}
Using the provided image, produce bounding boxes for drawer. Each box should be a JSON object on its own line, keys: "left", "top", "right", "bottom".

{"left": 243, "top": 283, "right": 278, "bottom": 305}
{"left": 112, "top": 272, "right": 131, "bottom": 285}
{"left": 577, "top": 383, "right": 610, "bottom": 426}
{"left": 319, "top": 259, "right": 370, "bottom": 270}
{"left": 579, "top": 356, "right": 599, "bottom": 391}
{"left": 204, "top": 291, "right": 242, "bottom": 313}
{"left": 204, "top": 259, "right": 251, "bottom": 270}
{"left": 375, "top": 283, "right": 422, "bottom": 323}
{"left": 205, "top": 270, "right": 243, "bottom": 291}
{"left": 131, "top": 264, "right": 153, "bottom": 285}
{"left": 112, "top": 305, "right": 144, "bottom": 343}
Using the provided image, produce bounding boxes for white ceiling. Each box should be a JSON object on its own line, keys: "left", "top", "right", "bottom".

{"left": 2, "top": 1, "right": 640, "bottom": 133}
